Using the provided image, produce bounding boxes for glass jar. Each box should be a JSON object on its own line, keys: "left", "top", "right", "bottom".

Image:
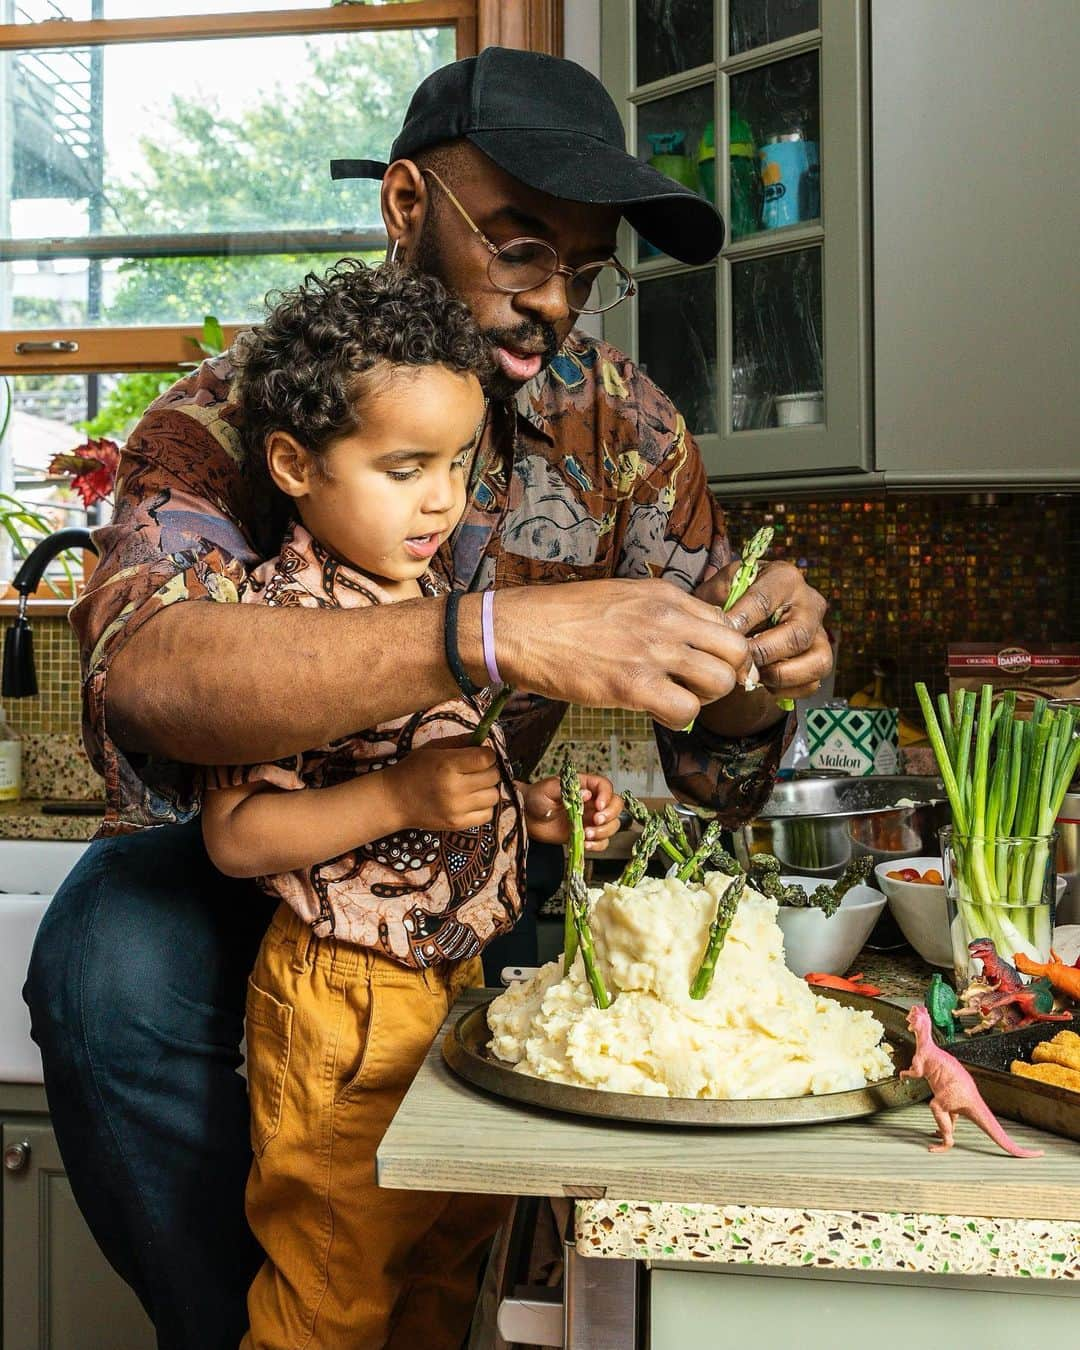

{"left": 941, "top": 826, "right": 1058, "bottom": 987}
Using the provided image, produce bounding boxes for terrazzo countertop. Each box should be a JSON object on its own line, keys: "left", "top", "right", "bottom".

{"left": 573, "top": 1200, "right": 1080, "bottom": 1280}
{"left": 0, "top": 799, "right": 102, "bottom": 841}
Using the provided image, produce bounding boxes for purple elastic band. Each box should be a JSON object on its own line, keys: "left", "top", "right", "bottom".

{"left": 481, "top": 589, "right": 503, "bottom": 688}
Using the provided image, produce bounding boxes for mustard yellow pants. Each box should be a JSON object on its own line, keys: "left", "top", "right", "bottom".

{"left": 240, "top": 904, "right": 510, "bottom": 1349}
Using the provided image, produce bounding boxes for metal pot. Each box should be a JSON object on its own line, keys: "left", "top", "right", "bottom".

{"left": 676, "top": 774, "right": 950, "bottom": 880}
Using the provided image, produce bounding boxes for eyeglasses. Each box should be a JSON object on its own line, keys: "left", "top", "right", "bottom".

{"left": 421, "top": 168, "right": 636, "bottom": 316}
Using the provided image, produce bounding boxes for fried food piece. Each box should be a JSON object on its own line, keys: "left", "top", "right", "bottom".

{"left": 1032, "top": 1030, "right": 1080, "bottom": 1073}
{"left": 1010, "top": 1059, "right": 1080, "bottom": 1094}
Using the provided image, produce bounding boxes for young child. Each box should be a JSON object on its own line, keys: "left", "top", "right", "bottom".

{"left": 200, "top": 260, "right": 621, "bottom": 1350}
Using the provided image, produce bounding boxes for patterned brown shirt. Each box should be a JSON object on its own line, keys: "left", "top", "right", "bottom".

{"left": 204, "top": 521, "right": 525, "bottom": 969}
{"left": 71, "top": 329, "right": 788, "bottom": 836}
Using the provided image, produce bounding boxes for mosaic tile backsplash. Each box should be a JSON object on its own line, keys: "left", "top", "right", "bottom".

{"left": 1, "top": 617, "right": 81, "bottom": 737}
{"left": 560, "top": 490, "right": 1079, "bottom": 740}
{"left": 2, "top": 491, "right": 1077, "bottom": 784}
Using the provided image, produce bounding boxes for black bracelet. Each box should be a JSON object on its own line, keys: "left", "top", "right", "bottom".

{"left": 444, "top": 590, "right": 483, "bottom": 698}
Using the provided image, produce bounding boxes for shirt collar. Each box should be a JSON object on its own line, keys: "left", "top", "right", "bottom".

{"left": 512, "top": 370, "right": 555, "bottom": 443}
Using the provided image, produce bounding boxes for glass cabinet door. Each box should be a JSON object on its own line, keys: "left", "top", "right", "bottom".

{"left": 601, "top": 0, "right": 871, "bottom": 486}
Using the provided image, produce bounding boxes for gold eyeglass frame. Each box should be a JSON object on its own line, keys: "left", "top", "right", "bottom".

{"left": 420, "top": 168, "right": 636, "bottom": 316}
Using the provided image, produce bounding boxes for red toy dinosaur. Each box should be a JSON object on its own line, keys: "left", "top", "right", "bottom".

{"left": 959, "top": 938, "right": 1071, "bottom": 1034}
{"left": 901, "top": 1005, "right": 1043, "bottom": 1158}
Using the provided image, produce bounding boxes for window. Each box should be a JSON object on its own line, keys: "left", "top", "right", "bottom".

{"left": 0, "top": 1, "right": 500, "bottom": 586}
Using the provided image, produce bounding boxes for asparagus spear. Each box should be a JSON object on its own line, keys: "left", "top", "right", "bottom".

{"left": 802, "top": 855, "right": 875, "bottom": 918}
{"left": 663, "top": 805, "right": 693, "bottom": 860}
{"left": 618, "top": 815, "right": 665, "bottom": 887}
{"left": 469, "top": 683, "right": 513, "bottom": 746}
{"left": 723, "top": 526, "right": 774, "bottom": 613}
{"left": 623, "top": 791, "right": 687, "bottom": 865}
{"left": 559, "top": 761, "right": 611, "bottom": 1009}
{"left": 690, "top": 870, "right": 746, "bottom": 1000}
{"left": 675, "top": 820, "right": 723, "bottom": 882}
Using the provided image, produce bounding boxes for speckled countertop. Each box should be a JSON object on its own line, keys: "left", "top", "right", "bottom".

{"left": 573, "top": 1200, "right": 1080, "bottom": 1280}
{"left": 0, "top": 733, "right": 103, "bottom": 841}
{"left": 0, "top": 798, "right": 101, "bottom": 841}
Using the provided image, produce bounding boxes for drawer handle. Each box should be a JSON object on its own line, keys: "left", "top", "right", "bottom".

{"left": 14, "top": 339, "right": 79, "bottom": 354}
{"left": 3, "top": 1141, "right": 30, "bottom": 1173}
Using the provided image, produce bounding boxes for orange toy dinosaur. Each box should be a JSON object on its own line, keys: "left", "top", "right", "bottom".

{"left": 1013, "top": 951, "right": 1080, "bottom": 1003}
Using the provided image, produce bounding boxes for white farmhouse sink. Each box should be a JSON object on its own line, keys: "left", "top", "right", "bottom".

{"left": 0, "top": 840, "right": 90, "bottom": 1083}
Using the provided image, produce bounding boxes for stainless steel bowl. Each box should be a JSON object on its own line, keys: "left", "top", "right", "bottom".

{"left": 676, "top": 774, "right": 950, "bottom": 880}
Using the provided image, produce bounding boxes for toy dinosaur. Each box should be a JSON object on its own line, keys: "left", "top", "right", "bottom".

{"left": 924, "top": 973, "right": 960, "bottom": 1042}
{"left": 1013, "top": 950, "right": 1080, "bottom": 1005}
{"left": 954, "top": 938, "right": 1070, "bottom": 1035}
{"left": 805, "top": 972, "right": 882, "bottom": 996}
{"left": 901, "top": 1005, "right": 1044, "bottom": 1158}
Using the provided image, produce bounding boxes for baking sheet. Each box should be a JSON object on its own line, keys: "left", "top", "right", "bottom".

{"left": 949, "top": 1023, "right": 1080, "bottom": 1144}
{"left": 442, "top": 990, "right": 929, "bottom": 1128}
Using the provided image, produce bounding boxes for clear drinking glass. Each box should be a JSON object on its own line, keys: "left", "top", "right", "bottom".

{"left": 941, "top": 826, "right": 1058, "bottom": 987}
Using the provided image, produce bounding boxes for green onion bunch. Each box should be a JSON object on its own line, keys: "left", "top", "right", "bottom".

{"left": 915, "top": 681, "right": 1080, "bottom": 960}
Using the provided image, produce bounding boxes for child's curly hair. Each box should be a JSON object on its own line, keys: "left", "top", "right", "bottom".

{"left": 234, "top": 258, "right": 491, "bottom": 462}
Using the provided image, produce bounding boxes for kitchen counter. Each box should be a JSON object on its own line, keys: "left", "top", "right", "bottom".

{"left": 0, "top": 799, "right": 102, "bottom": 842}
{"left": 378, "top": 991, "right": 1080, "bottom": 1288}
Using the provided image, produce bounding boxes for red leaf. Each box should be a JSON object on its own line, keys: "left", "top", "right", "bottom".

{"left": 47, "top": 439, "right": 121, "bottom": 508}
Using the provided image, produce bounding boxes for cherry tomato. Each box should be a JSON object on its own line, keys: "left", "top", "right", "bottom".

{"left": 920, "top": 868, "right": 944, "bottom": 885}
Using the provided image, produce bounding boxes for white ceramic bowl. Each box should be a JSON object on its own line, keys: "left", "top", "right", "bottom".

{"left": 874, "top": 858, "right": 1069, "bottom": 969}
{"left": 874, "top": 857, "right": 951, "bottom": 968}
{"left": 774, "top": 877, "right": 886, "bottom": 978}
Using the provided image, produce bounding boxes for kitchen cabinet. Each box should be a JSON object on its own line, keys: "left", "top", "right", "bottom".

{"left": 0, "top": 1087, "right": 154, "bottom": 1350}
{"left": 601, "top": 0, "right": 872, "bottom": 486}
{"left": 870, "top": 0, "right": 1078, "bottom": 486}
{"left": 596, "top": 0, "right": 1079, "bottom": 492}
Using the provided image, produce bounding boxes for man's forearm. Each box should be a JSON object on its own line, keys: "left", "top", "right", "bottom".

{"left": 108, "top": 595, "right": 486, "bottom": 765}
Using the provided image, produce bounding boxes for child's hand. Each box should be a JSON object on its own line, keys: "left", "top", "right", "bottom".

{"left": 386, "top": 744, "right": 501, "bottom": 832}
{"left": 523, "top": 774, "right": 624, "bottom": 851}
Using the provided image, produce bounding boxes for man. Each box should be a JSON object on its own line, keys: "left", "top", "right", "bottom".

{"left": 25, "top": 48, "right": 830, "bottom": 1349}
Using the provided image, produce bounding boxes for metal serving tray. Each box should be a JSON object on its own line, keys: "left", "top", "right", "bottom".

{"left": 949, "top": 1024, "right": 1080, "bottom": 1144}
{"left": 442, "top": 990, "right": 929, "bottom": 1128}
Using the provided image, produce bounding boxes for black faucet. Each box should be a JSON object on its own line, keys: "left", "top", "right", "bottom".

{"left": 2, "top": 527, "right": 99, "bottom": 698}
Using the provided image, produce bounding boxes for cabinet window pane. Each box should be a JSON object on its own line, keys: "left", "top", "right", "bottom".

{"left": 638, "top": 269, "right": 717, "bottom": 436}
{"left": 729, "top": 0, "right": 818, "bottom": 57}
{"left": 729, "top": 51, "right": 819, "bottom": 240}
{"left": 730, "top": 247, "right": 822, "bottom": 431}
{"left": 634, "top": 82, "right": 715, "bottom": 263}
{"left": 635, "top": 0, "right": 713, "bottom": 87}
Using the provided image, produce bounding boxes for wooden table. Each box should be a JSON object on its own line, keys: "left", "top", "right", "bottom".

{"left": 378, "top": 992, "right": 1080, "bottom": 1223}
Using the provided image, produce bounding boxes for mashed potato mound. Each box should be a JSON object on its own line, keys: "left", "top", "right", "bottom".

{"left": 486, "top": 872, "right": 892, "bottom": 1099}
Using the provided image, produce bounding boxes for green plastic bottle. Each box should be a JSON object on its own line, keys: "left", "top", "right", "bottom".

{"left": 642, "top": 132, "right": 699, "bottom": 259}
{"left": 729, "top": 110, "right": 759, "bottom": 238}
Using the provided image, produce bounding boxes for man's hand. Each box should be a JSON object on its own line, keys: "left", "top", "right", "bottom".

{"left": 498, "top": 578, "right": 756, "bottom": 732}
{"left": 696, "top": 559, "right": 832, "bottom": 703}
{"left": 523, "top": 773, "right": 623, "bottom": 851}
{"left": 383, "top": 744, "right": 502, "bottom": 832}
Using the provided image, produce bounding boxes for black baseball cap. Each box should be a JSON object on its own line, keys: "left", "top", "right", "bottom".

{"left": 330, "top": 47, "right": 724, "bottom": 266}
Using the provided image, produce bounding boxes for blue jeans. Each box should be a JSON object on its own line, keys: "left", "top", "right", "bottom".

{"left": 23, "top": 821, "right": 551, "bottom": 1348}
{"left": 23, "top": 820, "right": 275, "bottom": 1350}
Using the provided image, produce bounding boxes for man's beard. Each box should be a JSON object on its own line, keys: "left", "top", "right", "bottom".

{"left": 411, "top": 217, "right": 560, "bottom": 402}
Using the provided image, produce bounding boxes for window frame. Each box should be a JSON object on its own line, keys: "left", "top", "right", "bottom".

{"left": 0, "top": 0, "right": 560, "bottom": 598}
{"left": 0, "top": 1, "right": 485, "bottom": 374}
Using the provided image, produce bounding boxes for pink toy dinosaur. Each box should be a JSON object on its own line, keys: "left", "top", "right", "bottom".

{"left": 901, "top": 1005, "right": 1043, "bottom": 1158}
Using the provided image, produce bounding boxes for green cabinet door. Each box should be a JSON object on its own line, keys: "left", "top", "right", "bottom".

{"left": 601, "top": 0, "right": 873, "bottom": 490}
{"left": 3, "top": 1122, "right": 155, "bottom": 1350}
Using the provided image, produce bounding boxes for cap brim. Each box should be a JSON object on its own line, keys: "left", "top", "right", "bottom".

{"left": 466, "top": 128, "right": 724, "bottom": 265}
